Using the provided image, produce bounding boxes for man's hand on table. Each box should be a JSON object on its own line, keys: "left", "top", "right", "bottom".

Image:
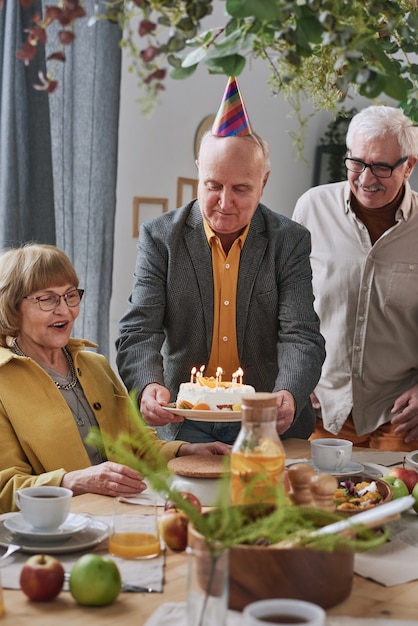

{"left": 176, "top": 442, "right": 231, "bottom": 456}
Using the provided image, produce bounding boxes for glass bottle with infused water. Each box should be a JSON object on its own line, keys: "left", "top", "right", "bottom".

{"left": 230, "top": 392, "right": 286, "bottom": 505}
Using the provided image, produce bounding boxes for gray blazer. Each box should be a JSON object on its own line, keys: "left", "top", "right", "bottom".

{"left": 116, "top": 201, "right": 325, "bottom": 441}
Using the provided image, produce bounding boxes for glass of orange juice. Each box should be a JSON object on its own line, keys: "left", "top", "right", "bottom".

{"left": 109, "top": 501, "right": 161, "bottom": 559}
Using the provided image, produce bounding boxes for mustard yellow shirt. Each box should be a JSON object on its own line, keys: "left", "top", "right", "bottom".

{"left": 204, "top": 220, "right": 250, "bottom": 380}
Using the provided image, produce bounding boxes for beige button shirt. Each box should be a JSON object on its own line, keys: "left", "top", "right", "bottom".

{"left": 293, "top": 180, "right": 418, "bottom": 436}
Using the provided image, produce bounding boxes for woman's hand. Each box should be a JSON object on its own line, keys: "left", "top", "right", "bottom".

{"left": 140, "top": 383, "right": 184, "bottom": 426}
{"left": 61, "top": 461, "right": 148, "bottom": 497}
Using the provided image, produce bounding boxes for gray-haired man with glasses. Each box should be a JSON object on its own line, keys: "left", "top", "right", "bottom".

{"left": 292, "top": 105, "right": 418, "bottom": 451}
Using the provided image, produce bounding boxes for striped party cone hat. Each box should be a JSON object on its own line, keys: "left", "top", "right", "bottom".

{"left": 211, "top": 76, "right": 252, "bottom": 136}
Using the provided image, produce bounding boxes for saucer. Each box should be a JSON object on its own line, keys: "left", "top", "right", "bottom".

{"left": 4, "top": 513, "right": 88, "bottom": 541}
{"left": 303, "top": 461, "right": 365, "bottom": 476}
{"left": 0, "top": 517, "right": 111, "bottom": 554}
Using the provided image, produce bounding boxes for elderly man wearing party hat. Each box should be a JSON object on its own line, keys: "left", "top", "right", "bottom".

{"left": 117, "top": 77, "right": 325, "bottom": 444}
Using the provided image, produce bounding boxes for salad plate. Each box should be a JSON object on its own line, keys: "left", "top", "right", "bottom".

{"left": 4, "top": 513, "right": 88, "bottom": 541}
{"left": 162, "top": 405, "right": 242, "bottom": 422}
{"left": 0, "top": 517, "right": 110, "bottom": 554}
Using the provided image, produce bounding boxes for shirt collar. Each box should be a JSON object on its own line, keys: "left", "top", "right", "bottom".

{"left": 203, "top": 219, "right": 250, "bottom": 248}
{"left": 345, "top": 181, "right": 412, "bottom": 222}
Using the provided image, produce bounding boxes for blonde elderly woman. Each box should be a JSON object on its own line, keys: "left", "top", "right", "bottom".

{"left": 0, "top": 244, "right": 229, "bottom": 513}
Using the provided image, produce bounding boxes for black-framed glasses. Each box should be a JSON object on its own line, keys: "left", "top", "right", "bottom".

{"left": 344, "top": 156, "right": 408, "bottom": 178}
{"left": 24, "top": 288, "right": 84, "bottom": 311}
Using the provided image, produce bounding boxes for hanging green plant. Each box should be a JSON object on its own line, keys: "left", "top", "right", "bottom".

{"left": 11, "top": 1, "right": 418, "bottom": 123}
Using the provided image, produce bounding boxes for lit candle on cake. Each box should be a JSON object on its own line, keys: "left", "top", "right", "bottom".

{"left": 190, "top": 367, "right": 196, "bottom": 383}
{"left": 200, "top": 365, "right": 205, "bottom": 377}
{"left": 232, "top": 371, "right": 237, "bottom": 387}
{"left": 216, "top": 367, "right": 223, "bottom": 387}
{"left": 237, "top": 367, "right": 243, "bottom": 386}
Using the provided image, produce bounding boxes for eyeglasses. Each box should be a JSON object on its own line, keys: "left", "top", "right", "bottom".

{"left": 344, "top": 156, "right": 408, "bottom": 178}
{"left": 24, "top": 289, "right": 84, "bottom": 311}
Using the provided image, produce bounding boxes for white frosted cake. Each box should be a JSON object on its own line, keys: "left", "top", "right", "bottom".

{"left": 176, "top": 378, "right": 255, "bottom": 411}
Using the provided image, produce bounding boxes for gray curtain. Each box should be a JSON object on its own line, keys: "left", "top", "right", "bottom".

{"left": 47, "top": 0, "right": 122, "bottom": 355}
{"left": 0, "top": 0, "right": 56, "bottom": 246}
{"left": 0, "top": 1, "right": 122, "bottom": 357}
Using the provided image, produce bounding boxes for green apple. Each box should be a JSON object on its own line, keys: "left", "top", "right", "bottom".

{"left": 381, "top": 475, "right": 409, "bottom": 499}
{"left": 69, "top": 554, "right": 121, "bottom": 606}
{"left": 412, "top": 482, "right": 418, "bottom": 513}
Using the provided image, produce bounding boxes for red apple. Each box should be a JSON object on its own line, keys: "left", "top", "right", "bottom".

{"left": 20, "top": 554, "right": 65, "bottom": 601}
{"left": 381, "top": 475, "right": 409, "bottom": 499}
{"left": 159, "top": 509, "right": 189, "bottom": 551}
{"left": 164, "top": 491, "right": 202, "bottom": 514}
{"left": 387, "top": 467, "right": 418, "bottom": 493}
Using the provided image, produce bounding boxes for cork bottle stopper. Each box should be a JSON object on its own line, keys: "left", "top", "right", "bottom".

{"left": 287, "top": 463, "right": 315, "bottom": 506}
{"left": 241, "top": 392, "right": 277, "bottom": 423}
{"left": 310, "top": 473, "right": 338, "bottom": 511}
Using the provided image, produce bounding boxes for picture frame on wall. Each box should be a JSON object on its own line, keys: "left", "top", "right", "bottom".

{"left": 133, "top": 196, "right": 168, "bottom": 238}
{"left": 176, "top": 177, "right": 198, "bottom": 206}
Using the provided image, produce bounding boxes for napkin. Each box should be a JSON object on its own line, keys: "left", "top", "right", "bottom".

{"left": 0, "top": 514, "right": 165, "bottom": 592}
{"left": 119, "top": 491, "right": 166, "bottom": 506}
{"left": 351, "top": 450, "right": 406, "bottom": 468}
{"left": 354, "top": 510, "right": 418, "bottom": 586}
{"left": 143, "top": 602, "right": 243, "bottom": 626}
{"left": 355, "top": 540, "right": 418, "bottom": 586}
{"left": 143, "top": 602, "right": 417, "bottom": 626}
{"left": 118, "top": 481, "right": 166, "bottom": 506}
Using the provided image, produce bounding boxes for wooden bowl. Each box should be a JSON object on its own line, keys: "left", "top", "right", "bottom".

{"left": 188, "top": 505, "right": 354, "bottom": 611}
{"left": 334, "top": 473, "right": 392, "bottom": 515}
{"left": 228, "top": 542, "right": 353, "bottom": 611}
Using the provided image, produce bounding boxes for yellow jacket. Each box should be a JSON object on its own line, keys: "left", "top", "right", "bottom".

{"left": 0, "top": 339, "right": 183, "bottom": 512}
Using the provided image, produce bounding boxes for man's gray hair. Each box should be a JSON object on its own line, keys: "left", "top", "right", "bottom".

{"left": 346, "top": 105, "right": 418, "bottom": 156}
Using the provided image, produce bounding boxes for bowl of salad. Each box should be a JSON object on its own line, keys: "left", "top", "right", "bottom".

{"left": 333, "top": 473, "right": 392, "bottom": 514}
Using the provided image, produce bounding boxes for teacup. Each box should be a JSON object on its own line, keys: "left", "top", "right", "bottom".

{"left": 15, "top": 486, "right": 73, "bottom": 532}
{"left": 310, "top": 438, "right": 353, "bottom": 473}
{"left": 243, "top": 598, "right": 326, "bottom": 625}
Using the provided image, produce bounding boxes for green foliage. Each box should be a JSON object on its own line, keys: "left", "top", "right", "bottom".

{"left": 106, "top": 0, "right": 418, "bottom": 121}
{"left": 85, "top": 392, "right": 389, "bottom": 554}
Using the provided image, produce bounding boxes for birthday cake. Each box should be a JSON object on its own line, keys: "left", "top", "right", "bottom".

{"left": 176, "top": 377, "right": 255, "bottom": 411}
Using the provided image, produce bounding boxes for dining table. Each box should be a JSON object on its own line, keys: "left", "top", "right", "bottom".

{"left": 1, "top": 438, "right": 418, "bottom": 625}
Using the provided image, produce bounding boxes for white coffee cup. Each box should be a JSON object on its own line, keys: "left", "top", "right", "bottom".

{"left": 243, "top": 598, "right": 326, "bottom": 625}
{"left": 310, "top": 438, "right": 353, "bottom": 472}
{"left": 15, "top": 486, "right": 73, "bottom": 531}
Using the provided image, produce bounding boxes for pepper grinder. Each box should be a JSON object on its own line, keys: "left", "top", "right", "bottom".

{"left": 310, "top": 473, "right": 338, "bottom": 511}
{"left": 287, "top": 463, "right": 315, "bottom": 506}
